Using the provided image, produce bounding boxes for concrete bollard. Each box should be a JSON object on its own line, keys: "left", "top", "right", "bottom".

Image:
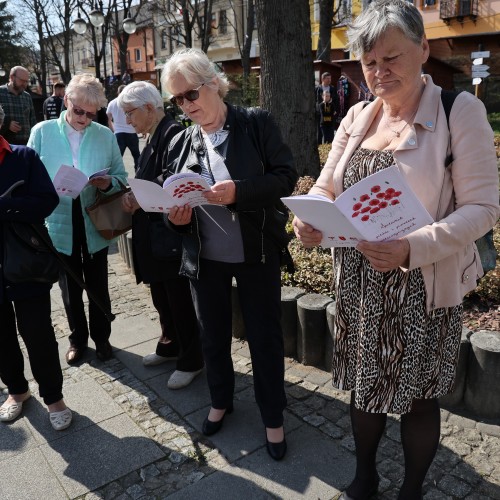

{"left": 281, "top": 286, "right": 306, "bottom": 358}
{"left": 126, "top": 231, "right": 135, "bottom": 275}
{"left": 464, "top": 330, "right": 500, "bottom": 419}
{"left": 231, "top": 278, "right": 245, "bottom": 339}
{"left": 324, "top": 301, "right": 336, "bottom": 372}
{"left": 439, "top": 326, "right": 471, "bottom": 409}
{"left": 297, "top": 294, "right": 334, "bottom": 368}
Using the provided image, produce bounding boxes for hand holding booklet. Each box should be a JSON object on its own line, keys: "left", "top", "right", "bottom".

{"left": 128, "top": 172, "right": 212, "bottom": 214}
{"left": 53, "top": 164, "right": 110, "bottom": 199}
{"left": 281, "top": 166, "right": 433, "bottom": 248}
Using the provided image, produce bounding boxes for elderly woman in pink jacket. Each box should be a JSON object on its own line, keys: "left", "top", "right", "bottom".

{"left": 293, "top": 1, "right": 499, "bottom": 499}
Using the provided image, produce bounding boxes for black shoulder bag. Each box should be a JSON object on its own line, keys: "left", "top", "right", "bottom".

{"left": 441, "top": 90, "right": 498, "bottom": 274}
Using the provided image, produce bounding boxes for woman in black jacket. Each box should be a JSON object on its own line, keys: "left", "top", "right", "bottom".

{"left": 162, "top": 48, "right": 297, "bottom": 460}
{"left": 119, "top": 81, "right": 204, "bottom": 389}
{"left": 0, "top": 105, "right": 72, "bottom": 430}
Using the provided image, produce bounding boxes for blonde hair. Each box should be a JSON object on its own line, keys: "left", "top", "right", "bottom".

{"left": 161, "top": 48, "right": 229, "bottom": 99}
{"left": 65, "top": 73, "right": 107, "bottom": 109}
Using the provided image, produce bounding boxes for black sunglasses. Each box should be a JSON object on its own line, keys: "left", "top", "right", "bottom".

{"left": 70, "top": 100, "right": 97, "bottom": 120}
{"left": 170, "top": 83, "right": 205, "bottom": 107}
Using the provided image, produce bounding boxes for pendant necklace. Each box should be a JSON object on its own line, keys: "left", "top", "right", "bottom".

{"left": 384, "top": 107, "right": 418, "bottom": 138}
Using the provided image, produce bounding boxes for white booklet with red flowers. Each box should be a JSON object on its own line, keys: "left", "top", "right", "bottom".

{"left": 281, "top": 165, "right": 433, "bottom": 248}
{"left": 53, "top": 164, "right": 110, "bottom": 199}
{"left": 128, "top": 172, "right": 212, "bottom": 214}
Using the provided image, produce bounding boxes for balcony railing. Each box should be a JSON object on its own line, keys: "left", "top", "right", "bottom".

{"left": 440, "top": 0, "right": 478, "bottom": 21}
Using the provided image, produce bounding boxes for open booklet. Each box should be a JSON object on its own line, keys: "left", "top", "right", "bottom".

{"left": 281, "top": 165, "right": 433, "bottom": 248}
{"left": 53, "top": 164, "right": 110, "bottom": 199}
{"left": 128, "top": 172, "right": 212, "bottom": 214}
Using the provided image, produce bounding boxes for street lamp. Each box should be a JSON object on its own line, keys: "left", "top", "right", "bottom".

{"left": 123, "top": 17, "right": 137, "bottom": 34}
{"left": 73, "top": 3, "right": 87, "bottom": 35}
{"left": 89, "top": 2, "right": 105, "bottom": 28}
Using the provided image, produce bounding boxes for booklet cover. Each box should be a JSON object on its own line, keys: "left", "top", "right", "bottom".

{"left": 53, "top": 164, "right": 110, "bottom": 199}
{"left": 128, "top": 172, "right": 211, "bottom": 214}
{"left": 281, "top": 165, "right": 433, "bottom": 248}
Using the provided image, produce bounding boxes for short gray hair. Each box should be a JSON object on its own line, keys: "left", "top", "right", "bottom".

{"left": 161, "top": 48, "right": 229, "bottom": 99}
{"left": 65, "top": 73, "right": 107, "bottom": 109}
{"left": 0, "top": 104, "right": 4, "bottom": 127}
{"left": 347, "top": 0, "right": 425, "bottom": 57}
{"left": 117, "top": 81, "right": 163, "bottom": 110}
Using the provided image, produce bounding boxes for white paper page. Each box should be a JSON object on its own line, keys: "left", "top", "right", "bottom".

{"left": 281, "top": 195, "right": 364, "bottom": 247}
{"left": 52, "top": 164, "right": 88, "bottom": 199}
{"left": 335, "top": 165, "right": 434, "bottom": 242}
{"left": 162, "top": 173, "right": 212, "bottom": 207}
{"left": 129, "top": 177, "right": 212, "bottom": 213}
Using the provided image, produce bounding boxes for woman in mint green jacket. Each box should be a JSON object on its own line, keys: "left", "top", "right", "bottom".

{"left": 28, "top": 74, "right": 127, "bottom": 366}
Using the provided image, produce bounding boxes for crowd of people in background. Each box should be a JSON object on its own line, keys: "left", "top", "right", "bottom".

{"left": 0, "top": 2, "right": 499, "bottom": 494}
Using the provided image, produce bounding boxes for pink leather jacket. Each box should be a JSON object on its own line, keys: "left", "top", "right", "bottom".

{"left": 311, "top": 75, "right": 500, "bottom": 311}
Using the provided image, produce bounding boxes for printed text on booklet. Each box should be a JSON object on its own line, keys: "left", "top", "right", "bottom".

{"left": 281, "top": 166, "right": 433, "bottom": 248}
{"left": 128, "top": 172, "right": 212, "bottom": 214}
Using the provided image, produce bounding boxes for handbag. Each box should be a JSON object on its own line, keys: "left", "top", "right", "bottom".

{"left": 3, "top": 221, "right": 60, "bottom": 284}
{"left": 85, "top": 180, "right": 132, "bottom": 240}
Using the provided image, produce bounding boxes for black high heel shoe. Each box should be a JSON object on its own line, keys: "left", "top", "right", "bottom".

{"left": 265, "top": 429, "right": 287, "bottom": 461}
{"left": 202, "top": 405, "right": 233, "bottom": 436}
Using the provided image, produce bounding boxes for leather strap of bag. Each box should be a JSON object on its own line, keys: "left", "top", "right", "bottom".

{"left": 1, "top": 180, "right": 116, "bottom": 322}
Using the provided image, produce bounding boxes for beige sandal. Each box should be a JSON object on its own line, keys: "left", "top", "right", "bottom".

{"left": 49, "top": 407, "right": 73, "bottom": 431}
{"left": 0, "top": 391, "right": 31, "bottom": 422}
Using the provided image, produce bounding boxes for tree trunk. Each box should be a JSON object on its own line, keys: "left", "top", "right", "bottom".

{"left": 241, "top": 0, "right": 255, "bottom": 77}
{"left": 316, "top": 0, "right": 333, "bottom": 62}
{"left": 255, "top": 0, "right": 319, "bottom": 178}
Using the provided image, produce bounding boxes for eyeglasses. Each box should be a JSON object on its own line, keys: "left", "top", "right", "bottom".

{"left": 169, "top": 83, "right": 205, "bottom": 107}
{"left": 69, "top": 99, "right": 97, "bottom": 120}
{"left": 124, "top": 107, "right": 139, "bottom": 118}
{"left": 14, "top": 74, "right": 29, "bottom": 84}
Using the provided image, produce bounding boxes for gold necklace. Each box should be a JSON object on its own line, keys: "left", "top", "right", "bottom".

{"left": 384, "top": 107, "right": 418, "bottom": 138}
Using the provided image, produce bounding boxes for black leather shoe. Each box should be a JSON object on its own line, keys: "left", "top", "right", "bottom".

{"left": 202, "top": 405, "right": 233, "bottom": 436}
{"left": 266, "top": 434, "right": 287, "bottom": 461}
{"left": 95, "top": 340, "right": 113, "bottom": 361}
{"left": 66, "top": 344, "right": 88, "bottom": 365}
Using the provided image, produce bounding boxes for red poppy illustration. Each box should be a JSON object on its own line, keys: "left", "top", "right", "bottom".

{"left": 371, "top": 185, "right": 381, "bottom": 193}
{"left": 339, "top": 236, "right": 346, "bottom": 241}
{"left": 361, "top": 215, "right": 369, "bottom": 222}
{"left": 360, "top": 194, "right": 370, "bottom": 202}
{"left": 369, "top": 199, "right": 380, "bottom": 206}
{"left": 353, "top": 202, "right": 363, "bottom": 211}
{"left": 376, "top": 192, "right": 386, "bottom": 199}
{"left": 361, "top": 206, "right": 371, "bottom": 213}
{"left": 391, "top": 199, "right": 400, "bottom": 206}
{"left": 379, "top": 201, "right": 388, "bottom": 209}
{"left": 370, "top": 207, "right": 380, "bottom": 214}
{"left": 352, "top": 211, "right": 360, "bottom": 217}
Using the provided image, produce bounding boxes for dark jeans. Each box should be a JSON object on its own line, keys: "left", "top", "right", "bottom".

{"left": 59, "top": 199, "right": 111, "bottom": 348}
{"left": 0, "top": 294, "right": 63, "bottom": 405}
{"left": 150, "top": 277, "right": 204, "bottom": 372}
{"left": 190, "top": 254, "right": 287, "bottom": 428}
{"left": 116, "top": 132, "right": 140, "bottom": 170}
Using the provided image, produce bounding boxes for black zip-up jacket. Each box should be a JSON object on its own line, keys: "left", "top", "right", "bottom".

{"left": 163, "top": 103, "right": 297, "bottom": 280}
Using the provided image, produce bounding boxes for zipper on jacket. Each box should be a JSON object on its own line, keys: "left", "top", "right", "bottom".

{"left": 260, "top": 208, "right": 266, "bottom": 264}
{"left": 193, "top": 209, "right": 201, "bottom": 280}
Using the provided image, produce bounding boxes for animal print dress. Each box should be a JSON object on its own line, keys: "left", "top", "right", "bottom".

{"left": 332, "top": 148, "right": 463, "bottom": 415}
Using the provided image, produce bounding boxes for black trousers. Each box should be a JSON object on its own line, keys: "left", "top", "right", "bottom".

{"left": 59, "top": 199, "right": 111, "bottom": 348}
{"left": 0, "top": 294, "right": 63, "bottom": 405}
{"left": 190, "top": 254, "right": 287, "bottom": 428}
{"left": 150, "top": 277, "right": 204, "bottom": 372}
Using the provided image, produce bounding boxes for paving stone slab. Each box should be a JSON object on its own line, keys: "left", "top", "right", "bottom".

{"left": 114, "top": 338, "right": 175, "bottom": 382}
{"left": 166, "top": 424, "right": 351, "bottom": 499}
{"left": 185, "top": 397, "right": 302, "bottom": 463}
{"left": 0, "top": 416, "right": 39, "bottom": 463}
{"left": 147, "top": 369, "right": 211, "bottom": 417}
{"left": 23, "top": 378, "right": 124, "bottom": 445}
{"left": 40, "top": 413, "right": 166, "bottom": 499}
{"left": 0, "top": 448, "right": 68, "bottom": 500}
{"left": 109, "top": 315, "right": 160, "bottom": 350}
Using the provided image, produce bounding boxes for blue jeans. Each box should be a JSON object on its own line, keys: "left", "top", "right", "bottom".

{"left": 116, "top": 133, "right": 140, "bottom": 170}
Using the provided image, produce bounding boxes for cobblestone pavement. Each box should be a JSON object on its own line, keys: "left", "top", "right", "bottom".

{"left": 42, "top": 248, "right": 500, "bottom": 499}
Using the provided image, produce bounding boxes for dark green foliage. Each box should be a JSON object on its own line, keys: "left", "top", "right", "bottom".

{"left": 0, "top": 1, "right": 22, "bottom": 83}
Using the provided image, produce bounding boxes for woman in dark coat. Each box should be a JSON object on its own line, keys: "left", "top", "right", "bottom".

{"left": 0, "top": 104, "right": 72, "bottom": 430}
{"left": 119, "top": 81, "right": 204, "bottom": 389}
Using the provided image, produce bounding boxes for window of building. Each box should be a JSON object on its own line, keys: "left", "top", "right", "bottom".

{"left": 211, "top": 12, "right": 217, "bottom": 34}
{"left": 423, "top": 0, "right": 436, "bottom": 6}
{"left": 219, "top": 10, "right": 227, "bottom": 35}
{"left": 161, "top": 29, "right": 167, "bottom": 49}
{"left": 135, "top": 48, "right": 142, "bottom": 62}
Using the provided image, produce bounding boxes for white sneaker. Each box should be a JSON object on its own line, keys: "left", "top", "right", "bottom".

{"left": 167, "top": 369, "right": 203, "bottom": 390}
{"left": 143, "top": 352, "right": 176, "bottom": 366}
